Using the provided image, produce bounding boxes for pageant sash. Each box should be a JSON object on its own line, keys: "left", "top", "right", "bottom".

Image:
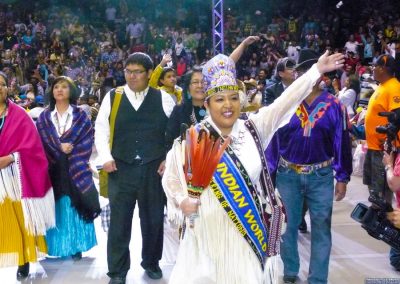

{"left": 212, "top": 151, "right": 268, "bottom": 268}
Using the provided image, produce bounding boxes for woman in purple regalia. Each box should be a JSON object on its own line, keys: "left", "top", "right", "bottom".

{"left": 36, "top": 76, "right": 100, "bottom": 260}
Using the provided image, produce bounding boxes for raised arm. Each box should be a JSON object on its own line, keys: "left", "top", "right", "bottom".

{"left": 251, "top": 51, "right": 345, "bottom": 148}
{"left": 229, "top": 36, "right": 260, "bottom": 63}
{"left": 149, "top": 53, "right": 172, "bottom": 88}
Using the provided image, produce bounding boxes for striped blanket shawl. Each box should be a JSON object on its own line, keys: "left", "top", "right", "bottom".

{"left": 37, "top": 105, "right": 94, "bottom": 195}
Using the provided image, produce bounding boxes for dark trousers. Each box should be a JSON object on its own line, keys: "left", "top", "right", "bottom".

{"left": 107, "top": 158, "right": 165, "bottom": 278}
{"left": 363, "top": 149, "right": 393, "bottom": 204}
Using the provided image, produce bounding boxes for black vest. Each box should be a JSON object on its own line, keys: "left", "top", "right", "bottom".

{"left": 111, "top": 87, "right": 168, "bottom": 165}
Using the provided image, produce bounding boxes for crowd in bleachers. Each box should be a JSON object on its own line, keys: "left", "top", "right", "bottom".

{"left": 0, "top": 0, "right": 399, "bottom": 113}
{"left": 2, "top": 1, "right": 400, "bottom": 282}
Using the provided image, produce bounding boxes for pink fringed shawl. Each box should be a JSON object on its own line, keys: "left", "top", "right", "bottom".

{"left": 0, "top": 101, "right": 52, "bottom": 198}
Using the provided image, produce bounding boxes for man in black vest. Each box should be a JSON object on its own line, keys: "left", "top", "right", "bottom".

{"left": 95, "top": 52, "right": 175, "bottom": 284}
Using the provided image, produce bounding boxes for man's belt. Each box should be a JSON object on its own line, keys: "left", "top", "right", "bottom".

{"left": 279, "top": 157, "right": 332, "bottom": 174}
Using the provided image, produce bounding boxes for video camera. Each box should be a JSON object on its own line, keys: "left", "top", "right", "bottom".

{"left": 376, "top": 110, "right": 400, "bottom": 153}
{"left": 351, "top": 195, "right": 400, "bottom": 251}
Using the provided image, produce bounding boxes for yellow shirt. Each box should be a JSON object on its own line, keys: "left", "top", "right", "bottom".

{"left": 365, "top": 77, "right": 400, "bottom": 150}
{"left": 149, "top": 65, "right": 182, "bottom": 104}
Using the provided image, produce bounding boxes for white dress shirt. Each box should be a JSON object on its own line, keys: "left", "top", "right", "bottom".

{"left": 95, "top": 85, "right": 176, "bottom": 165}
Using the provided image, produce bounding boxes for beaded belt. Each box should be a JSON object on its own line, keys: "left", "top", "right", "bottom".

{"left": 279, "top": 157, "right": 332, "bottom": 174}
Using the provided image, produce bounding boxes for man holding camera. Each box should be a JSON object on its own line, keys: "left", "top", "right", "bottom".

{"left": 382, "top": 144, "right": 400, "bottom": 271}
{"left": 364, "top": 54, "right": 400, "bottom": 271}
{"left": 364, "top": 54, "right": 400, "bottom": 203}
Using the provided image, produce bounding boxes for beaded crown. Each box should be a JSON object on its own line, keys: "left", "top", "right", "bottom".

{"left": 202, "top": 54, "right": 238, "bottom": 97}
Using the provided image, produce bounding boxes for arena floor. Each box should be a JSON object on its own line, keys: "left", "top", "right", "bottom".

{"left": 1, "top": 175, "right": 400, "bottom": 284}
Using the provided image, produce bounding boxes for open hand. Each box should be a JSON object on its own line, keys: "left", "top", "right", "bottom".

{"left": 160, "top": 53, "right": 172, "bottom": 67}
{"left": 316, "top": 50, "right": 345, "bottom": 74}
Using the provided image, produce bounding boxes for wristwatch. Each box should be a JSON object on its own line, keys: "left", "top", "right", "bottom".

{"left": 385, "top": 164, "right": 392, "bottom": 171}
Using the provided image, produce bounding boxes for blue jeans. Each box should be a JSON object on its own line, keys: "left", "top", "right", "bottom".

{"left": 277, "top": 165, "right": 334, "bottom": 284}
{"left": 390, "top": 247, "right": 400, "bottom": 270}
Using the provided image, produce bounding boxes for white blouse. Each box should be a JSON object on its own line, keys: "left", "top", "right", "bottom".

{"left": 50, "top": 105, "right": 73, "bottom": 137}
{"left": 337, "top": 87, "right": 356, "bottom": 117}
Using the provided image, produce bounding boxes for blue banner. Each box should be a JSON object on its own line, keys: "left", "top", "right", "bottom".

{"left": 212, "top": 152, "right": 268, "bottom": 266}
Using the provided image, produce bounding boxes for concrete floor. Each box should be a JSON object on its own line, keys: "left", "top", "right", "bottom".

{"left": 1, "top": 175, "right": 400, "bottom": 284}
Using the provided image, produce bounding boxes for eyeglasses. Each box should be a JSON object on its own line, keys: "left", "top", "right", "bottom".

{"left": 124, "top": 69, "right": 146, "bottom": 76}
{"left": 190, "top": 81, "right": 204, "bottom": 86}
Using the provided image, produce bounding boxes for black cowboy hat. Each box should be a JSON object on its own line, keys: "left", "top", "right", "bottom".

{"left": 296, "top": 49, "right": 319, "bottom": 71}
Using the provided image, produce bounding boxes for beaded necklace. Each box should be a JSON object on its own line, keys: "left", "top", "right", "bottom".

{"left": 54, "top": 112, "right": 71, "bottom": 136}
{"left": 190, "top": 106, "right": 206, "bottom": 125}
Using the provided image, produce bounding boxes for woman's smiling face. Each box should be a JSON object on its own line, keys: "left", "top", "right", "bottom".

{"left": 205, "top": 90, "right": 240, "bottom": 135}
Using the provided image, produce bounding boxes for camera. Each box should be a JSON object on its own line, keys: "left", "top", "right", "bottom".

{"left": 351, "top": 195, "right": 400, "bottom": 251}
{"left": 376, "top": 110, "right": 400, "bottom": 152}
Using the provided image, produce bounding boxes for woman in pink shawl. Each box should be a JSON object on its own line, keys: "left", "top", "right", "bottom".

{"left": 0, "top": 72, "right": 55, "bottom": 280}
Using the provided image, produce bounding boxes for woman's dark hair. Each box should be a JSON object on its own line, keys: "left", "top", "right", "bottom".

{"left": 159, "top": 67, "right": 176, "bottom": 84}
{"left": 347, "top": 74, "right": 360, "bottom": 95}
{"left": 0, "top": 71, "right": 8, "bottom": 86}
{"left": 125, "top": 52, "right": 154, "bottom": 71}
{"left": 180, "top": 68, "right": 204, "bottom": 116}
{"left": 49, "top": 76, "right": 79, "bottom": 111}
{"left": 182, "top": 68, "right": 203, "bottom": 104}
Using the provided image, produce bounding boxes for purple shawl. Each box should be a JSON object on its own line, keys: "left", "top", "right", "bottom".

{"left": 36, "top": 105, "right": 94, "bottom": 194}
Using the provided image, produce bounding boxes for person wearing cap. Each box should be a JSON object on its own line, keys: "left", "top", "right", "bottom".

{"left": 364, "top": 54, "right": 400, "bottom": 271}
{"left": 364, "top": 54, "right": 400, "bottom": 203}
{"left": 162, "top": 47, "right": 345, "bottom": 283}
{"left": 95, "top": 52, "right": 175, "bottom": 283}
{"left": 36, "top": 76, "right": 101, "bottom": 261}
{"left": 262, "top": 57, "right": 296, "bottom": 106}
{"left": 263, "top": 56, "right": 306, "bottom": 233}
{"left": 270, "top": 49, "right": 352, "bottom": 284}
